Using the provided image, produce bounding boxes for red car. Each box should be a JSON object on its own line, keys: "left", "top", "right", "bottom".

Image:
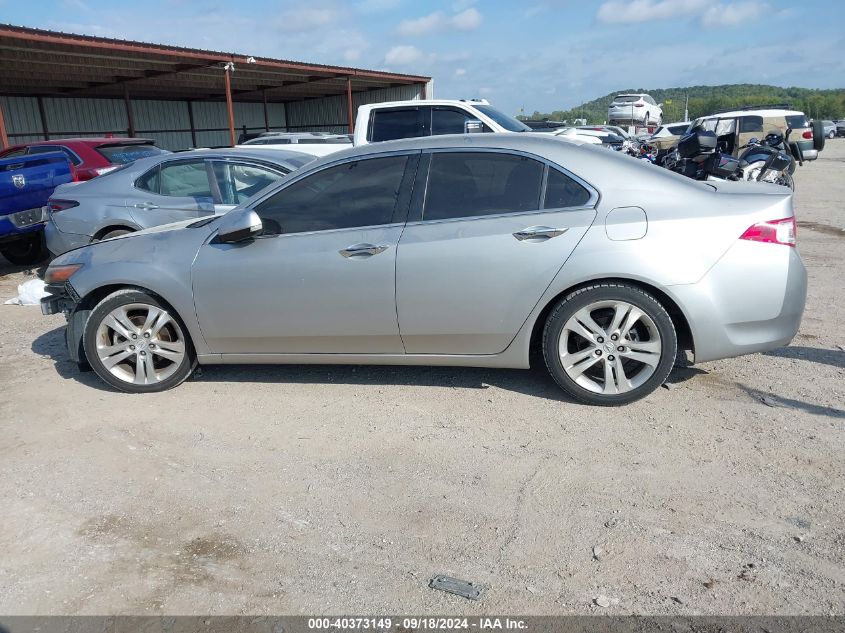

{"left": 0, "top": 137, "right": 168, "bottom": 181}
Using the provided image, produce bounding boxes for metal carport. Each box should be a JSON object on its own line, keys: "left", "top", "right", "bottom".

{"left": 0, "top": 24, "right": 431, "bottom": 149}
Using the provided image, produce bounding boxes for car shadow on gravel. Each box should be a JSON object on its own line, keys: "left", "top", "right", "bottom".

{"left": 763, "top": 345, "right": 845, "bottom": 369}
{"left": 33, "top": 323, "right": 710, "bottom": 401}
{"left": 31, "top": 326, "right": 105, "bottom": 390}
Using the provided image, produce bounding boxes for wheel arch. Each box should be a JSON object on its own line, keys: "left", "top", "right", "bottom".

{"left": 92, "top": 225, "right": 137, "bottom": 241}
{"left": 528, "top": 276, "right": 695, "bottom": 365}
{"left": 71, "top": 283, "right": 191, "bottom": 365}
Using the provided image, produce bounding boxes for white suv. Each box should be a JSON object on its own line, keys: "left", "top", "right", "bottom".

{"left": 608, "top": 94, "right": 663, "bottom": 127}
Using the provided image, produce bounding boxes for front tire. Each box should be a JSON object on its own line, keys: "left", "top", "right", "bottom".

{"left": 83, "top": 289, "right": 196, "bottom": 393}
{"left": 542, "top": 283, "right": 677, "bottom": 406}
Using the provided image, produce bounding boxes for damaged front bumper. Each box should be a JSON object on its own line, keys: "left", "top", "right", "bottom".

{"left": 41, "top": 282, "right": 88, "bottom": 365}
{"left": 40, "top": 281, "right": 80, "bottom": 316}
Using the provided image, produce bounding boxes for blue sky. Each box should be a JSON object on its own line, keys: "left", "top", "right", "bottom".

{"left": 1, "top": 0, "right": 843, "bottom": 114}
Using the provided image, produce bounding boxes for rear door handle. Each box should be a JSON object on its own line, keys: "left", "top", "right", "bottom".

{"left": 513, "top": 226, "right": 569, "bottom": 241}
{"left": 339, "top": 243, "right": 388, "bottom": 258}
{"left": 134, "top": 202, "right": 160, "bottom": 210}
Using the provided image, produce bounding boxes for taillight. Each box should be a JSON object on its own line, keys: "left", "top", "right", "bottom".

{"left": 802, "top": 130, "right": 813, "bottom": 139}
{"left": 634, "top": 103, "right": 644, "bottom": 107}
{"left": 740, "top": 217, "right": 796, "bottom": 247}
{"left": 49, "top": 199, "right": 79, "bottom": 214}
{"left": 93, "top": 165, "right": 119, "bottom": 176}
{"left": 69, "top": 165, "right": 79, "bottom": 182}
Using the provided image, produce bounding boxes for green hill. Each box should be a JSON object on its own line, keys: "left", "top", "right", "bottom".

{"left": 521, "top": 84, "right": 845, "bottom": 124}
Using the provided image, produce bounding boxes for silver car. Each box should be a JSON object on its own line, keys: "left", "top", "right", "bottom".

{"left": 41, "top": 134, "right": 807, "bottom": 405}
{"left": 44, "top": 148, "right": 314, "bottom": 256}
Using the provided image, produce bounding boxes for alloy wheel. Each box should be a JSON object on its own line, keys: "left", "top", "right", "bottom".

{"left": 558, "top": 300, "right": 662, "bottom": 394}
{"left": 94, "top": 303, "right": 186, "bottom": 386}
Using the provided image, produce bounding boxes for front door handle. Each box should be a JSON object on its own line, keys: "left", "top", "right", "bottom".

{"left": 513, "top": 226, "right": 569, "bottom": 241}
{"left": 134, "top": 202, "right": 160, "bottom": 210}
{"left": 339, "top": 243, "right": 388, "bottom": 258}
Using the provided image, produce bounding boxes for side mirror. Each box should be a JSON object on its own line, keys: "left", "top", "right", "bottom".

{"left": 217, "top": 208, "right": 263, "bottom": 243}
{"left": 464, "top": 119, "right": 484, "bottom": 134}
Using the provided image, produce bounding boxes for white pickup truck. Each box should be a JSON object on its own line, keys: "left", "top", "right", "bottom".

{"left": 353, "top": 99, "right": 601, "bottom": 146}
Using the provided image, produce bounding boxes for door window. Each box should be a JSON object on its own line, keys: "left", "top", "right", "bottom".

{"left": 423, "top": 152, "right": 544, "bottom": 221}
{"left": 28, "top": 145, "right": 82, "bottom": 165}
{"left": 212, "top": 162, "right": 287, "bottom": 205}
{"left": 739, "top": 116, "right": 764, "bottom": 133}
{"left": 544, "top": 168, "right": 592, "bottom": 209}
{"left": 158, "top": 160, "right": 212, "bottom": 198}
{"left": 431, "top": 107, "right": 474, "bottom": 135}
{"left": 370, "top": 108, "right": 428, "bottom": 142}
{"left": 254, "top": 155, "right": 408, "bottom": 235}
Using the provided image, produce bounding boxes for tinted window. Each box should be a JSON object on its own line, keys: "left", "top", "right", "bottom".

{"left": 370, "top": 109, "right": 426, "bottom": 142}
{"left": 785, "top": 114, "right": 809, "bottom": 129}
{"left": 423, "top": 152, "right": 544, "bottom": 221}
{"left": 255, "top": 155, "right": 408, "bottom": 235}
{"left": 212, "top": 162, "right": 286, "bottom": 205}
{"left": 158, "top": 160, "right": 212, "bottom": 198}
{"left": 473, "top": 105, "right": 531, "bottom": 132}
{"left": 135, "top": 165, "right": 160, "bottom": 193}
{"left": 431, "top": 107, "right": 473, "bottom": 135}
{"left": 96, "top": 143, "right": 168, "bottom": 164}
{"left": 28, "top": 145, "right": 82, "bottom": 165}
{"left": 739, "top": 116, "right": 764, "bottom": 133}
{"left": 614, "top": 96, "right": 639, "bottom": 103}
{"left": 246, "top": 137, "right": 289, "bottom": 145}
{"left": 668, "top": 124, "right": 689, "bottom": 135}
{"left": 544, "top": 169, "right": 591, "bottom": 209}
{"left": 1, "top": 148, "right": 27, "bottom": 158}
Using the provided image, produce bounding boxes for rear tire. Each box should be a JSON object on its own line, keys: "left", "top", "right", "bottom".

{"left": 542, "top": 283, "right": 677, "bottom": 406}
{"left": 83, "top": 289, "right": 196, "bottom": 393}
{"left": 98, "top": 228, "right": 132, "bottom": 241}
{"left": 812, "top": 120, "right": 826, "bottom": 151}
{"left": 0, "top": 233, "right": 47, "bottom": 266}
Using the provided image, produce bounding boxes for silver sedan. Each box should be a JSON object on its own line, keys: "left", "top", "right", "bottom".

{"left": 41, "top": 134, "right": 807, "bottom": 405}
{"left": 44, "top": 148, "right": 314, "bottom": 256}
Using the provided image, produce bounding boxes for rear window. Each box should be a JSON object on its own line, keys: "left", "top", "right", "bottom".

{"left": 96, "top": 143, "right": 168, "bottom": 164}
{"left": 370, "top": 108, "right": 426, "bottom": 142}
{"left": 785, "top": 114, "right": 809, "bottom": 129}
{"left": 613, "top": 96, "right": 640, "bottom": 103}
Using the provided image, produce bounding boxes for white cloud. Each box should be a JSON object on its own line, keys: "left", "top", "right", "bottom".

{"left": 397, "top": 8, "right": 482, "bottom": 36}
{"left": 701, "top": 2, "right": 768, "bottom": 27}
{"left": 597, "top": 0, "right": 707, "bottom": 24}
{"left": 384, "top": 44, "right": 424, "bottom": 65}
{"left": 455, "top": 68, "right": 466, "bottom": 76}
{"left": 596, "top": 0, "right": 768, "bottom": 28}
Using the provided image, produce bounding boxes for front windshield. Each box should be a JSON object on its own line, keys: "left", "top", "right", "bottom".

{"left": 474, "top": 105, "right": 532, "bottom": 132}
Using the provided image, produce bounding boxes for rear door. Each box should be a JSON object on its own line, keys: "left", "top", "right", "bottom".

{"left": 737, "top": 115, "right": 764, "bottom": 153}
{"left": 129, "top": 158, "right": 216, "bottom": 227}
{"left": 396, "top": 150, "right": 598, "bottom": 354}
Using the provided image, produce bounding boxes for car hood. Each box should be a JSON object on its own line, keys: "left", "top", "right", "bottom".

{"left": 50, "top": 215, "right": 223, "bottom": 267}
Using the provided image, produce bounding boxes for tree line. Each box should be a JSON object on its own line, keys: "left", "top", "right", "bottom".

{"left": 520, "top": 84, "right": 845, "bottom": 124}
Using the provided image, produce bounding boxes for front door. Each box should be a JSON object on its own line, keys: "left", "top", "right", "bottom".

{"left": 192, "top": 153, "right": 418, "bottom": 355}
{"left": 396, "top": 150, "right": 598, "bottom": 354}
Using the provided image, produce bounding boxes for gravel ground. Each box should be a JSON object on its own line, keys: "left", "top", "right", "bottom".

{"left": 0, "top": 141, "right": 843, "bottom": 616}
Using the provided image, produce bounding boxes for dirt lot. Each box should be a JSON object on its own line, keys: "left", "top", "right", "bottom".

{"left": 1, "top": 142, "right": 843, "bottom": 617}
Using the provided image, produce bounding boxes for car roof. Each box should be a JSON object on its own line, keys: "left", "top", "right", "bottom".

{"left": 358, "top": 99, "right": 491, "bottom": 109}
{"left": 25, "top": 137, "right": 157, "bottom": 146}
{"left": 123, "top": 147, "right": 315, "bottom": 172}
{"left": 615, "top": 93, "right": 648, "bottom": 97}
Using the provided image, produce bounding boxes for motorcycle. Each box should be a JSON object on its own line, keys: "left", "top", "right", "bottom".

{"left": 736, "top": 131, "right": 798, "bottom": 190}
{"left": 660, "top": 129, "right": 798, "bottom": 189}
